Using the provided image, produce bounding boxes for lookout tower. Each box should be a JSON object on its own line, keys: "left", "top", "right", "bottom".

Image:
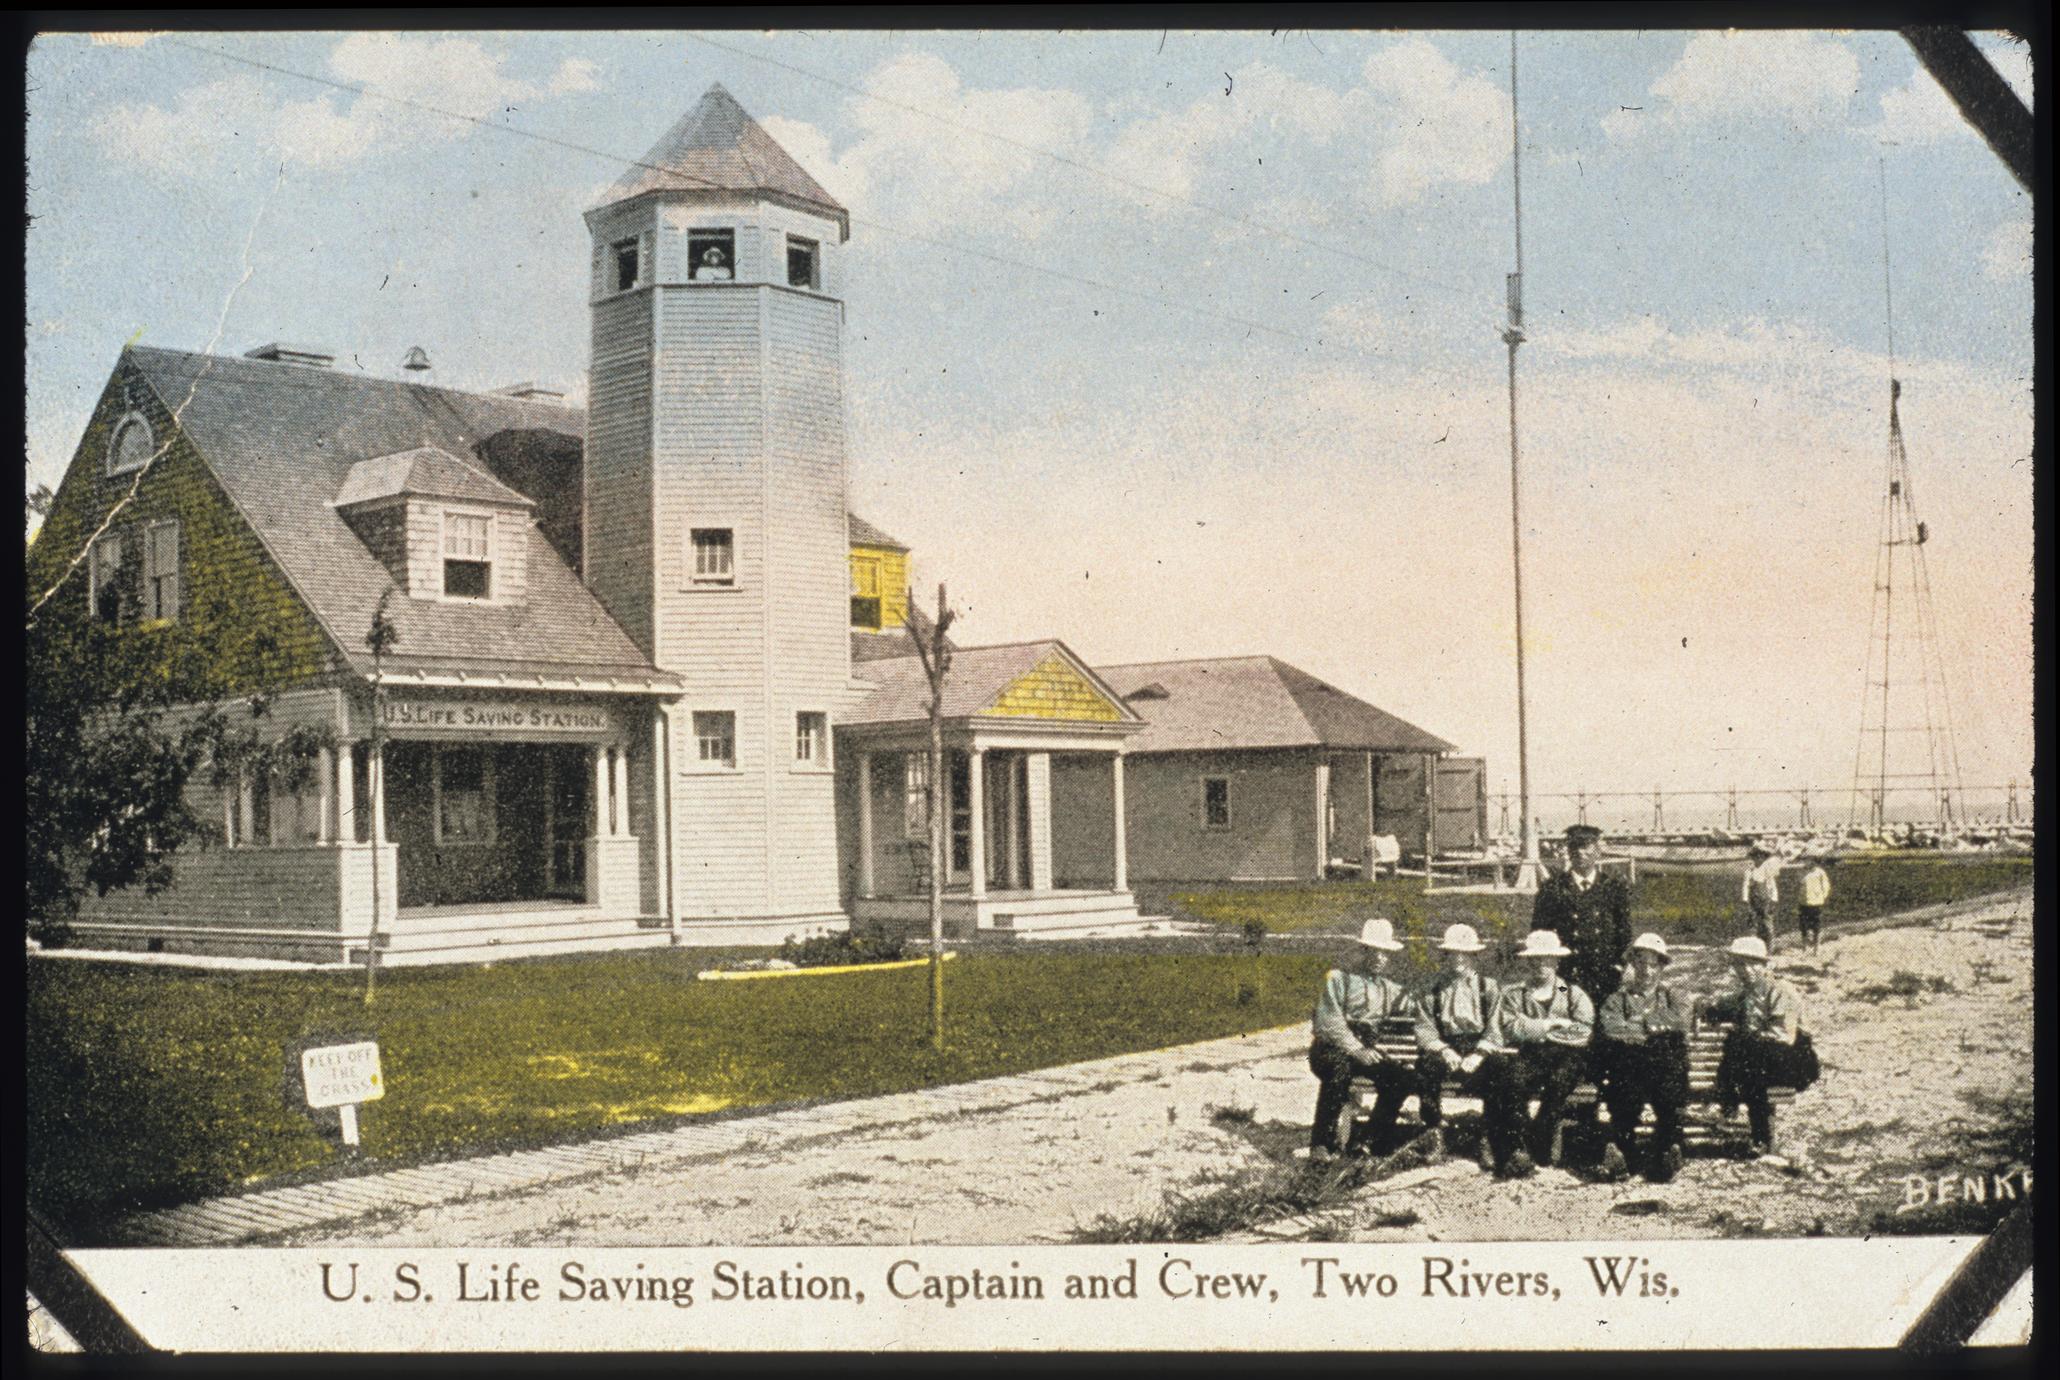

{"left": 584, "top": 84, "right": 853, "bottom": 926}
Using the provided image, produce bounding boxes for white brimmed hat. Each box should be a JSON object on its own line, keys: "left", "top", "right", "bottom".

{"left": 1728, "top": 935, "right": 1770, "bottom": 961}
{"left": 1354, "top": 917, "right": 1405, "bottom": 952}
{"left": 1629, "top": 932, "right": 1672, "bottom": 963}
{"left": 1517, "top": 930, "right": 1572, "bottom": 959}
{"left": 1436, "top": 923, "right": 1487, "bottom": 953}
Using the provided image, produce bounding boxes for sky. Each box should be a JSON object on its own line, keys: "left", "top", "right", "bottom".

{"left": 23, "top": 26, "right": 2036, "bottom": 820}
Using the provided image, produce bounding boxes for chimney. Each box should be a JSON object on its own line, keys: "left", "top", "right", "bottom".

{"left": 244, "top": 342, "right": 335, "bottom": 368}
{"left": 401, "top": 346, "right": 432, "bottom": 373}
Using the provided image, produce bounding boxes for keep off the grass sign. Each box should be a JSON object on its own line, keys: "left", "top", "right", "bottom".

{"left": 302, "top": 1042, "right": 384, "bottom": 1147}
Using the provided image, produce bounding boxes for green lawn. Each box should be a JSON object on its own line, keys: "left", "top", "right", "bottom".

{"left": 27, "top": 949, "right": 1325, "bottom": 1237}
{"left": 26, "top": 853, "right": 2027, "bottom": 1238}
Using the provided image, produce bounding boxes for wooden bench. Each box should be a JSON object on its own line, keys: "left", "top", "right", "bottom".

{"left": 1342, "top": 1016, "right": 1796, "bottom": 1154}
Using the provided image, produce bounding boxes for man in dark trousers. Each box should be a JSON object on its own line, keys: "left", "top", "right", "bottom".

{"left": 1530, "top": 823, "right": 1633, "bottom": 1006}
{"left": 1306, "top": 918, "right": 1418, "bottom": 1160}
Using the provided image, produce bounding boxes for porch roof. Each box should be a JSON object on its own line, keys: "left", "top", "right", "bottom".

{"left": 843, "top": 639, "right": 1142, "bottom": 734}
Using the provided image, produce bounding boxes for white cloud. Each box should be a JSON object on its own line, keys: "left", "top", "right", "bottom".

{"left": 93, "top": 34, "right": 577, "bottom": 174}
{"left": 547, "top": 57, "right": 601, "bottom": 96}
{"left": 1982, "top": 218, "right": 2031, "bottom": 281}
{"left": 1103, "top": 41, "right": 1506, "bottom": 213}
{"left": 1604, "top": 32, "right": 1861, "bottom": 141}
{"left": 774, "top": 52, "right": 1095, "bottom": 238}
{"left": 1867, "top": 41, "right": 2033, "bottom": 146}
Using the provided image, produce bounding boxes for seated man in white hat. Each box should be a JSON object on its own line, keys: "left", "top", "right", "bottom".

{"left": 1702, "top": 935, "right": 1808, "bottom": 1157}
{"left": 1306, "top": 917, "right": 1417, "bottom": 1159}
{"left": 1594, "top": 932, "right": 1691, "bottom": 1182}
{"left": 1478, "top": 929, "right": 1595, "bottom": 1178}
{"left": 1411, "top": 923, "right": 1502, "bottom": 1161}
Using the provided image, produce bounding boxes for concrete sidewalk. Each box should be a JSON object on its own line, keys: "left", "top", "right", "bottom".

{"left": 115, "top": 1022, "right": 1311, "bottom": 1248}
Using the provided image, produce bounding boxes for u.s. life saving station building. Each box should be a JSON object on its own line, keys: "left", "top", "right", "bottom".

{"left": 33, "top": 88, "right": 1483, "bottom": 965}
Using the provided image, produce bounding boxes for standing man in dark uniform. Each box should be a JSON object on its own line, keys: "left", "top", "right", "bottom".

{"left": 1529, "top": 823, "right": 1633, "bottom": 1006}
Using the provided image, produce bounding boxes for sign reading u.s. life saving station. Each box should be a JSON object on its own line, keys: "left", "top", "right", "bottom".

{"left": 381, "top": 699, "right": 615, "bottom": 737}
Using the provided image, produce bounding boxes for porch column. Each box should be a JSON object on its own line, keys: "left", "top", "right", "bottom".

{"left": 237, "top": 766, "right": 255, "bottom": 846}
{"left": 369, "top": 745, "right": 388, "bottom": 846}
{"left": 593, "top": 744, "right": 611, "bottom": 838}
{"left": 856, "top": 752, "right": 876, "bottom": 899}
{"left": 1025, "top": 751, "right": 1053, "bottom": 893}
{"left": 1004, "top": 753, "right": 1022, "bottom": 888}
{"left": 1314, "top": 757, "right": 1331, "bottom": 880}
{"left": 967, "top": 746, "right": 987, "bottom": 899}
{"left": 1111, "top": 752, "right": 1129, "bottom": 893}
{"left": 315, "top": 745, "right": 336, "bottom": 843}
{"left": 335, "top": 742, "right": 356, "bottom": 844}
{"left": 609, "top": 746, "right": 625, "bottom": 836}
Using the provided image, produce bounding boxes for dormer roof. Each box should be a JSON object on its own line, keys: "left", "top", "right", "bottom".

{"left": 335, "top": 446, "right": 534, "bottom": 510}
{"left": 595, "top": 83, "right": 850, "bottom": 239}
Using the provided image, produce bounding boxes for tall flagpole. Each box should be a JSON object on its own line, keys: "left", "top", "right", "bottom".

{"left": 1503, "top": 30, "right": 1541, "bottom": 891}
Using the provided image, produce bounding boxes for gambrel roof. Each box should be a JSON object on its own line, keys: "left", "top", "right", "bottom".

{"left": 1095, "top": 656, "right": 1456, "bottom": 755}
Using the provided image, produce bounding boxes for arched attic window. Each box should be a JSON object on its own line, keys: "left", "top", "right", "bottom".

{"left": 106, "top": 414, "right": 154, "bottom": 477}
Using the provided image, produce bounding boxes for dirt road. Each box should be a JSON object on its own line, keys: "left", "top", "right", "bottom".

{"left": 271, "top": 888, "right": 2031, "bottom": 1248}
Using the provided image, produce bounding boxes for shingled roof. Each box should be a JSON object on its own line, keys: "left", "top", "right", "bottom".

{"left": 334, "top": 446, "right": 532, "bottom": 510}
{"left": 597, "top": 83, "right": 850, "bottom": 239}
{"left": 125, "top": 346, "right": 670, "bottom": 687}
{"left": 847, "top": 640, "right": 1139, "bottom": 729}
{"left": 848, "top": 514, "right": 907, "bottom": 551}
{"left": 1095, "top": 656, "right": 1456, "bottom": 755}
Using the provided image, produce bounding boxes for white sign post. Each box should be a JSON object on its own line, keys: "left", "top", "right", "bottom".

{"left": 301, "top": 1041, "right": 385, "bottom": 1148}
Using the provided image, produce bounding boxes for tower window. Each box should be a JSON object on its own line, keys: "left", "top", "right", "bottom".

{"left": 693, "top": 711, "right": 737, "bottom": 768}
{"left": 1202, "top": 776, "right": 1232, "bottom": 831}
{"left": 690, "top": 527, "right": 735, "bottom": 585}
{"left": 786, "top": 236, "right": 819, "bottom": 289}
{"left": 612, "top": 238, "right": 640, "bottom": 292}
{"left": 442, "top": 510, "right": 493, "bottom": 599}
{"left": 689, "top": 228, "right": 735, "bottom": 281}
{"left": 795, "top": 711, "right": 828, "bottom": 765}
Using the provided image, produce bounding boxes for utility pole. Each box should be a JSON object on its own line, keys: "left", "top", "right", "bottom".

{"left": 362, "top": 590, "right": 397, "bottom": 1006}
{"left": 906, "top": 583, "right": 956, "bottom": 1051}
{"left": 1502, "top": 30, "right": 1540, "bottom": 892}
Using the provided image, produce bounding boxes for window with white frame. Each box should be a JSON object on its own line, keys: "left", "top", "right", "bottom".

{"left": 794, "top": 711, "right": 828, "bottom": 766}
{"left": 693, "top": 710, "right": 737, "bottom": 768}
{"left": 850, "top": 555, "right": 883, "bottom": 630}
{"left": 143, "top": 520, "right": 180, "bottom": 622}
{"left": 1202, "top": 776, "right": 1232, "bottom": 831}
{"left": 433, "top": 746, "right": 496, "bottom": 845}
{"left": 689, "top": 527, "right": 735, "bottom": 586}
{"left": 442, "top": 510, "right": 492, "bottom": 599}
{"left": 106, "top": 415, "right": 153, "bottom": 476}
{"left": 903, "top": 753, "right": 930, "bottom": 839}
{"left": 88, "top": 532, "right": 124, "bottom": 624}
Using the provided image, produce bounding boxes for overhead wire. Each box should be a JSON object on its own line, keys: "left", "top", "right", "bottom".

{"left": 159, "top": 36, "right": 1495, "bottom": 379}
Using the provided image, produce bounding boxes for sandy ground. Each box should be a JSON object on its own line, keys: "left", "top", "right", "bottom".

{"left": 273, "top": 888, "right": 2031, "bottom": 1248}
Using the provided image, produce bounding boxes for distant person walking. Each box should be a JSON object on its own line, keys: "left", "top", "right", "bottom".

{"left": 1797, "top": 858, "right": 1831, "bottom": 955}
{"left": 1529, "top": 823, "right": 1633, "bottom": 1006}
{"left": 1306, "top": 918, "right": 1417, "bottom": 1160}
{"left": 1742, "top": 842, "right": 1783, "bottom": 952}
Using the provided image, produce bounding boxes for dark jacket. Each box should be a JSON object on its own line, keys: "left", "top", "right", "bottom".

{"left": 1530, "top": 868, "right": 1633, "bottom": 1004}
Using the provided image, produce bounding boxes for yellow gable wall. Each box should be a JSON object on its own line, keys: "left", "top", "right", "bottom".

{"left": 988, "top": 654, "right": 1124, "bottom": 722}
{"left": 850, "top": 542, "right": 909, "bottom": 630}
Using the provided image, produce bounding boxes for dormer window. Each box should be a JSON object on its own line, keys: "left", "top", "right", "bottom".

{"left": 850, "top": 554, "right": 882, "bottom": 629}
{"left": 612, "top": 238, "right": 640, "bottom": 293}
{"left": 786, "top": 236, "right": 819, "bottom": 289}
{"left": 689, "top": 228, "right": 735, "bottom": 281}
{"left": 107, "top": 415, "right": 153, "bottom": 476}
{"left": 442, "top": 510, "right": 492, "bottom": 599}
{"left": 88, "top": 532, "right": 124, "bottom": 623}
